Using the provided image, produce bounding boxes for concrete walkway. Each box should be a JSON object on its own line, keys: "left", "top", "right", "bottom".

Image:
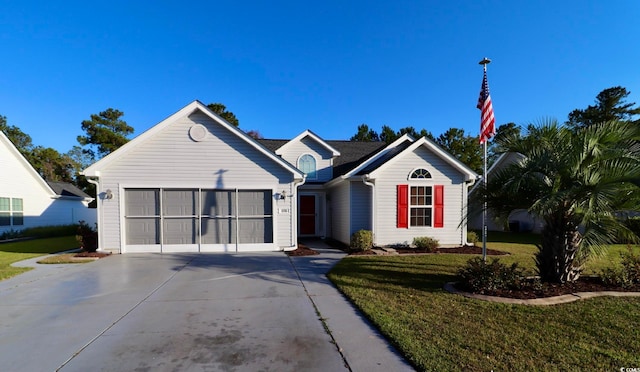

{"left": 0, "top": 244, "right": 413, "bottom": 371}
{"left": 291, "top": 240, "right": 413, "bottom": 372}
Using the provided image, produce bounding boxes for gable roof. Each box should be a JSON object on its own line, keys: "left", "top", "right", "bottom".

{"left": 47, "top": 181, "right": 93, "bottom": 200}
{"left": 366, "top": 136, "right": 479, "bottom": 181}
{"left": 0, "top": 130, "right": 56, "bottom": 196}
{"left": 259, "top": 138, "right": 387, "bottom": 179}
{"left": 469, "top": 152, "right": 526, "bottom": 195}
{"left": 274, "top": 129, "right": 341, "bottom": 157}
{"left": 339, "top": 134, "right": 415, "bottom": 178}
{"left": 82, "top": 101, "right": 305, "bottom": 179}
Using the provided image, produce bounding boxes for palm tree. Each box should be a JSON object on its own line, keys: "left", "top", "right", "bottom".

{"left": 482, "top": 119, "right": 640, "bottom": 283}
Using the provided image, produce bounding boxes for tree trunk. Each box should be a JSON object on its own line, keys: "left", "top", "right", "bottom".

{"left": 536, "top": 213, "right": 582, "bottom": 283}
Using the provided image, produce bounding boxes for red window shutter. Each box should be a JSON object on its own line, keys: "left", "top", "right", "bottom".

{"left": 397, "top": 184, "right": 408, "bottom": 228}
{"left": 434, "top": 185, "right": 444, "bottom": 228}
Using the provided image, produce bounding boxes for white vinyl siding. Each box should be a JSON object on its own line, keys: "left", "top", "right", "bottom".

{"left": 97, "top": 112, "right": 294, "bottom": 253}
{"left": 1, "top": 133, "right": 93, "bottom": 234}
{"left": 374, "top": 146, "right": 466, "bottom": 247}
{"left": 328, "top": 182, "right": 350, "bottom": 244}
{"left": 278, "top": 137, "right": 333, "bottom": 182}
{"left": 350, "top": 181, "right": 371, "bottom": 234}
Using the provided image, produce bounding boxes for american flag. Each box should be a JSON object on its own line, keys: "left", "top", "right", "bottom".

{"left": 477, "top": 71, "right": 495, "bottom": 144}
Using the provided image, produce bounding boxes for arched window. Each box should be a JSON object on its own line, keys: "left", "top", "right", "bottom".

{"left": 409, "top": 168, "right": 432, "bottom": 179}
{"left": 299, "top": 154, "right": 317, "bottom": 179}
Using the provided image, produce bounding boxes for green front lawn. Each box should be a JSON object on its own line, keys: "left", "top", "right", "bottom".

{"left": 0, "top": 236, "right": 79, "bottom": 281}
{"left": 327, "top": 236, "right": 640, "bottom": 371}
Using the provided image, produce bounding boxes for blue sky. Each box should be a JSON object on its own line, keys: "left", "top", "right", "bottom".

{"left": 1, "top": 1, "right": 639, "bottom": 154}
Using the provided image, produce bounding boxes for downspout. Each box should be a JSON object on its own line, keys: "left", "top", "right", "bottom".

{"left": 362, "top": 175, "right": 376, "bottom": 246}
{"left": 290, "top": 176, "right": 306, "bottom": 250}
{"left": 86, "top": 177, "right": 102, "bottom": 251}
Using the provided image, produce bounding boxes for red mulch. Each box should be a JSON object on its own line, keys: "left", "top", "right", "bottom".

{"left": 74, "top": 251, "right": 111, "bottom": 258}
{"left": 456, "top": 277, "right": 640, "bottom": 300}
{"left": 285, "top": 244, "right": 320, "bottom": 256}
{"left": 394, "top": 245, "right": 508, "bottom": 255}
{"left": 347, "top": 245, "right": 508, "bottom": 256}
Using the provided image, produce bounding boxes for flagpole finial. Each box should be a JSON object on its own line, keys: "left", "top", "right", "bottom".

{"left": 479, "top": 57, "right": 491, "bottom": 72}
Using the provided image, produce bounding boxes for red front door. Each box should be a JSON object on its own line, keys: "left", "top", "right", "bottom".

{"left": 300, "top": 195, "right": 316, "bottom": 235}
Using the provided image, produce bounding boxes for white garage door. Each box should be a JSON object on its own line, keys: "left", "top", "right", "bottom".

{"left": 124, "top": 188, "right": 274, "bottom": 253}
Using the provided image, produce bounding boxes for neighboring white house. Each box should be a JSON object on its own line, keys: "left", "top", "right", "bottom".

{"left": 0, "top": 131, "right": 95, "bottom": 235}
{"left": 468, "top": 152, "right": 543, "bottom": 233}
{"left": 82, "top": 100, "right": 478, "bottom": 254}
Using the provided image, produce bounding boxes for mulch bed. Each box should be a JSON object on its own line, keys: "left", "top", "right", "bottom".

{"left": 74, "top": 251, "right": 111, "bottom": 258}
{"left": 349, "top": 245, "right": 508, "bottom": 256}
{"left": 394, "top": 245, "right": 508, "bottom": 255}
{"left": 455, "top": 277, "right": 640, "bottom": 300}
{"left": 285, "top": 244, "right": 320, "bottom": 256}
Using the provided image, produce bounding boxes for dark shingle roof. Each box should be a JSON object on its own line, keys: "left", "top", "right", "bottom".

{"left": 355, "top": 140, "right": 413, "bottom": 175}
{"left": 46, "top": 181, "right": 92, "bottom": 199}
{"left": 257, "top": 139, "right": 289, "bottom": 153}
{"left": 324, "top": 141, "right": 387, "bottom": 178}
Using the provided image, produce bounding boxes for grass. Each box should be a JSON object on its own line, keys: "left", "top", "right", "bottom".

{"left": 0, "top": 236, "right": 80, "bottom": 281}
{"left": 327, "top": 234, "right": 640, "bottom": 371}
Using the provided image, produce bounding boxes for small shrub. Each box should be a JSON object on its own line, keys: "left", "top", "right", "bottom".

{"left": 350, "top": 230, "right": 373, "bottom": 251}
{"left": 625, "top": 217, "right": 640, "bottom": 234}
{"left": 0, "top": 229, "right": 22, "bottom": 240}
{"left": 467, "top": 231, "right": 479, "bottom": 246}
{"left": 457, "top": 257, "right": 524, "bottom": 293}
{"left": 412, "top": 236, "right": 439, "bottom": 252}
{"left": 601, "top": 246, "right": 640, "bottom": 288}
{"left": 622, "top": 217, "right": 640, "bottom": 243}
{"left": 1, "top": 225, "right": 79, "bottom": 240}
{"left": 76, "top": 221, "right": 98, "bottom": 252}
{"left": 21, "top": 224, "right": 78, "bottom": 239}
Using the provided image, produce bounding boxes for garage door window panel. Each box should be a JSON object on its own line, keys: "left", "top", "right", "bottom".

{"left": 125, "top": 189, "right": 160, "bottom": 244}
{"left": 162, "top": 190, "right": 197, "bottom": 245}
{"left": 238, "top": 190, "right": 273, "bottom": 243}
{"left": 125, "top": 188, "right": 274, "bottom": 247}
{"left": 201, "top": 190, "right": 236, "bottom": 244}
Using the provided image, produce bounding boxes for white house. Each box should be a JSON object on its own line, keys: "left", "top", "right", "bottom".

{"left": 468, "top": 152, "right": 543, "bottom": 233}
{"left": 82, "top": 101, "right": 478, "bottom": 254}
{"left": 0, "top": 131, "right": 94, "bottom": 235}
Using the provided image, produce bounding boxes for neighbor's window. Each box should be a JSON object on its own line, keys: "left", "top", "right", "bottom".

{"left": 0, "top": 197, "right": 23, "bottom": 226}
{"left": 0, "top": 197, "right": 9, "bottom": 226}
{"left": 410, "top": 168, "right": 432, "bottom": 179}
{"left": 410, "top": 186, "right": 432, "bottom": 227}
{"left": 12, "top": 198, "right": 23, "bottom": 226}
{"left": 299, "top": 154, "right": 317, "bottom": 179}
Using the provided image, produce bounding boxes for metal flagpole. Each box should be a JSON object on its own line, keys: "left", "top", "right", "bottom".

{"left": 479, "top": 57, "right": 491, "bottom": 262}
{"left": 483, "top": 136, "right": 487, "bottom": 262}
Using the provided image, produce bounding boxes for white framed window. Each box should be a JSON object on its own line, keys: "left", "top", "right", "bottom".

{"left": 409, "top": 168, "right": 432, "bottom": 179}
{"left": 0, "top": 197, "right": 24, "bottom": 226}
{"left": 298, "top": 154, "right": 317, "bottom": 180}
{"left": 409, "top": 186, "right": 432, "bottom": 227}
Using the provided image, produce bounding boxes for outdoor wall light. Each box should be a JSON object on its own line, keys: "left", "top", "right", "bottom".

{"left": 279, "top": 190, "right": 287, "bottom": 200}
{"left": 105, "top": 189, "right": 113, "bottom": 200}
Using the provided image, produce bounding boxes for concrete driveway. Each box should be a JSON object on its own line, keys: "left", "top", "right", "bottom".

{"left": 0, "top": 246, "right": 412, "bottom": 372}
